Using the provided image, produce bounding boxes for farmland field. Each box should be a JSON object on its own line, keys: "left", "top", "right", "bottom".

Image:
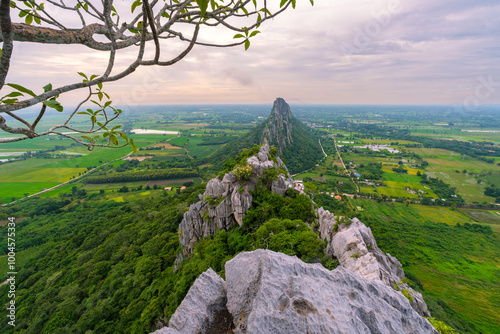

{"left": 0, "top": 134, "right": 170, "bottom": 203}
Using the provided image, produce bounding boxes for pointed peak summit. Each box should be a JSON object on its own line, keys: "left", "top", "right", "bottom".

{"left": 271, "top": 97, "right": 292, "bottom": 119}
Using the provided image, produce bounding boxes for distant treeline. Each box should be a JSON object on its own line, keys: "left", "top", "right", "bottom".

{"left": 197, "top": 136, "right": 239, "bottom": 146}
{"left": 83, "top": 168, "right": 197, "bottom": 184}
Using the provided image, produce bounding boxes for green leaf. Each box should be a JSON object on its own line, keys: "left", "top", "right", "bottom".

{"left": 6, "top": 83, "right": 37, "bottom": 97}
{"left": 42, "top": 99, "right": 63, "bottom": 112}
{"left": 137, "top": 21, "right": 143, "bottom": 29}
{"left": 241, "top": 6, "right": 249, "bottom": 16}
{"left": 233, "top": 33, "right": 245, "bottom": 39}
{"left": 23, "top": 1, "right": 33, "bottom": 8}
{"left": 97, "top": 83, "right": 103, "bottom": 90}
{"left": 119, "top": 132, "right": 128, "bottom": 142}
{"left": 111, "top": 125, "right": 122, "bottom": 131}
{"left": 34, "top": 15, "right": 41, "bottom": 25}
{"left": 245, "top": 40, "right": 250, "bottom": 51}
{"left": 196, "top": 0, "right": 209, "bottom": 17}
{"left": 130, "top": 139, "right": 138, "bottom": 152}
{"left": 249, "top": 30, "right": 261, "bottom": 38}
{"left": 291, "top": 0, "right": 296, "bottom": 9}
{"left": 25, "top": 13, "right": 33, "bottom": 25}
{"left": 77, "top": 72, "right": 88, "bottom": 80}
{"left": 2, "top": 98, "right": 19, "bottom": 104}
{"left": 19, "top": 10, "right": 28, "bottom": 18}
{"left": 76, "top": 111, "right": 90, "bottom": 115}
{"left": 280, "top": 0, "right": 287, "bottom": 7}
{"left": 310, "top": 0, "right": 314, "bottom": 5}
{"left": 89, "top": 74, "right": 98, "bottom": 80}
{"left": 98, "top": 92, "right": 104, "bottom": 101}
{"left": 110, "top": 134, "right": 118, "bottom": 145}
{"left": 104, "top": 101, "right": 112, "bottom": 108}
{"left": 43, "top": 83, "right": 52, "bottom": 92}
{"left": 3, "top": 92, "right": 24, "bottom": 98}
{"left": 161, "top": 11, "right": 170, "bottom": 18}
{"left": 131, "top": 0, "right": 142, "bottom": 13}
{"left": 10, "top": 1, "right": 15, "bottom": 9}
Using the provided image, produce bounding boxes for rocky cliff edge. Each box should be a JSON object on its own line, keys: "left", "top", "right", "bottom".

{"left": 177, "top": 144, "right": 294, "bottom": 260}
{"left": 152, "top": 249, "right": 437, "bottom": 334}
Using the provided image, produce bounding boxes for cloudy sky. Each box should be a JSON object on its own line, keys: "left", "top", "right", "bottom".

{"left": 7, "top": 0, "right": 500, "bottom": 107}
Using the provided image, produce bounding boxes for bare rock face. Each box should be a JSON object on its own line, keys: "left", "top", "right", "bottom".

{"left": 155, "top": 250, "right": 437, "bottom": 334}
{"left": 261, "top": 97, "right": 294, "bottom": 153}
{"left": 318, "top": 209, "right": 431, "bottom": 318}
{"left": 151, "top": 268, "right": 232, "bottom": 334}
{"left": 226, "top": 250, "right": 436, "bottom": 334}
{"left": 177, "top": 144, "right": 293, "bottom": 260}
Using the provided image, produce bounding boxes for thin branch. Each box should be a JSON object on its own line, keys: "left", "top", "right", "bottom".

{"left": 5, "top": 111, "right": 32, "bottom": 129}
{"left": 144, "top": 0, "right": 160, "bottom": 62}
{"left": 31, "top": 103, "right": 46, "bottom": 130}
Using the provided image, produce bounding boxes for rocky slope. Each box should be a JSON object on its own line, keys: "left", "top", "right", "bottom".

{"left": 153, "top": 250, "right": 437, "bottom": 334}
{"left": 211, "top": 98, "right": 323, "bottom": 174}
{"left": 177, "top": 144, "right": 293, "bottom": 261}
{"left": 318, "top": 208, "right": 430, "bottom": 318}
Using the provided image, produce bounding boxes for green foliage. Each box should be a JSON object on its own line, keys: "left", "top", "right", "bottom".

{"left": 243, "top": 185, "right": 315, "bottom": 230}
{"left": 233, "top": 162, "right": 253, "bottom": 181}
{"left": 0, "top": 185, "right": 206, "bottom": 334}
{"left": 255, "top": 218, "right": 325, "bottom": 262}
{"left": 426, "top": 317, "right": 459, "bottom": 334}
{"left": 401, "top": 288, "right": 414, "bottom": 304}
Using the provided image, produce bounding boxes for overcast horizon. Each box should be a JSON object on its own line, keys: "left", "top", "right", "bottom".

{"left": 7, "top": 0, "right": 500, "bottom": 109}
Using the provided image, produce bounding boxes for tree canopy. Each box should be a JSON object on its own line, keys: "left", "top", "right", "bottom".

{"left": 0, "top": 0, "right": 313, "bottom": 149}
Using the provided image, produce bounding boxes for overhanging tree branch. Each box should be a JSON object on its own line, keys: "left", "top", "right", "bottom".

{"left": 0, "top": 0, "right": 311, "bottom": 149}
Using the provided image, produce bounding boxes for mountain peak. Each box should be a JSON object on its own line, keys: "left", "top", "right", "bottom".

{"left": 270, "top": 98, "right": 292, "bottom": 119}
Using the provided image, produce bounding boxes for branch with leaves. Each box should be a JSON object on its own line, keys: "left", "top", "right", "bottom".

{"left": 0, "top": 0, "right": 313, "bottom": 150}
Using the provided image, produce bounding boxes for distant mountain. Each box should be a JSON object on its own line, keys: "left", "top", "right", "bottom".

{"left": 211, "top": 98, "right": 323, "bottom": 174}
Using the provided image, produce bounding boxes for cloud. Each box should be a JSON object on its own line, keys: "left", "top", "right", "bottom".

{"left": 4, "top": 0, "right": 500, "bottom": 106}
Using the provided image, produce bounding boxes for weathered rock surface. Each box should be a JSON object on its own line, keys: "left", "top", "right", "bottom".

{"left": 261, "top": 97, "right": 294, "bottom": 153}
{"left": 177, "top": 144, "right": 293, "bottom": 260}
{"left": 151, "top": 268, "right": 232, "bottom": 334}
{"left": 318, "top": 209, "right": 430, "bottom": 317}
{"left": 154, "top": 250, "right": 437, "bottom": 334}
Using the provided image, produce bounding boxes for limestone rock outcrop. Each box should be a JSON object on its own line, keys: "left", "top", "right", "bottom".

{"left": 318, "top": 208, "right": 430, "bottom": 317}
{"left": 177, "top": 144, "right": 293, "bottom": 260}
{"left": 153, "top": 250, "right": 437, "bottom": 334}
{"left": 151, "top": 268, "right": 232, "bottom": 334}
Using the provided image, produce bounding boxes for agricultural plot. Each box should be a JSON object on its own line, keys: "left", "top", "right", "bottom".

{"left": 375, "top": 187, "right": 419, "bottom": 199}
{"left": 460, "top": 209, "right": 500, "bottom": 236}
{"left": 427, "top": 171, "right": 490, "bottom": 203}
{"left": 0, "top": 134, "right": 167, "bottom": 203}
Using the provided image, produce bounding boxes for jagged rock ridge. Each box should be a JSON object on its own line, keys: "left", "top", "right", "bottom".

{"left": 177, "top": 144, "right": 293, "bottom": 261}
{"left": 153, "top": 250, "right": 437, "bottom": 334}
